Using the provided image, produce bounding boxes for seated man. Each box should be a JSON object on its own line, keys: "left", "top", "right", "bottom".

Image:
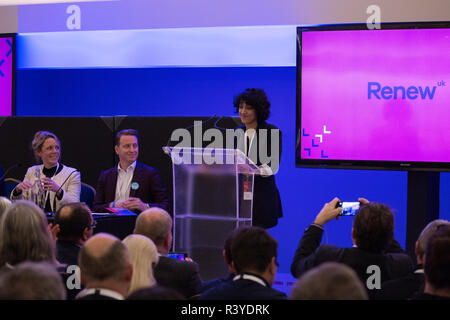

{"left": 76, "top": 233, "right": 133, "bottom": 300}
{"left": 376, "top": 219, "right": 449, "bottom": 300}
{"left": 199, "top": 226, "right": 287, "bottom": 300}
{"left": 53, "top": 203, "right": 95, "bottom": 267}
{"left": 93, "top": 129, "right": 169, "bottom": 213}
{"left": 134, "top": 208, "right": 202, "bottom": 298}
{"left": 290, "top": 198, "right": 413, "bottom": 298}
{"left": 413, "top": 224, "right": 450, "bottom": 300}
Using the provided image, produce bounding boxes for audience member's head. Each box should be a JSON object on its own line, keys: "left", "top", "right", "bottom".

{"left": 78, "top": 233, "right": 133, "bottom": 298}
{"left": 0, "top": 200, "right": 56, "bottom": 266}
{"left": 126, "top": 285, "right": 184, "bottom": 300}
{"left": 0, "top": 261, "right": 66, "bottom": 300}
{"left": 122, "top": 234, "right": 159, "bottom": 295}
{"left": 423, "top": 224, "right": 450, "bottom": 297}
{"left": 290, "top": 262, "right": 368, "bottom": 300}
{"left": 352, "top": 202, "right": 394, "bottom": 253}
{"left": 231, "top": 226, "right": 278, "bottom": 286}
{"left": 0, "top": 196, "right": 11, "bottom": 219}
{"left": 54, "top": 202, "right": 94, "bottom": 244}
{"left": 233, "top": 88, "right": 271, "bottom": 124}
{"left": 415, "top": 219, "right": 450, "bottom": 265}
{"left": 134, "top": 208, "right": 172, "bottom": 254}
{"left": 221, "top": 227, "right": 241, "bottom": 274}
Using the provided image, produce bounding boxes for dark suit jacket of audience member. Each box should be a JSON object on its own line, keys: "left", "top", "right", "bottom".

{"left": 93, "top": 162, "right": 169, "bottom": 213}
{"left": 199, "top": 273, "right": 234, "bottom": 293}
{"left": 374, "top": 269, "right": 425, "bottom": 300}
{"left": 56, "top": 240, "right": 84, "bottom": 300}
{"left": 235, "top": 122, "right": 283, "bottom": 229}
{"left": 154, "top": 256, "right": 202, "bottom": 298}
{"left": 291, "top": 224, "right": 413, "bottom": 298}
{"left": 56, "top": 240, "right": 81, "bottom": 267}
{"left": 199, "top": 273, "right": 286, "bottom": 300}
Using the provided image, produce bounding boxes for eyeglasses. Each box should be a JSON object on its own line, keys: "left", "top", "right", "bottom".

{"left": 90, "top": 219, "right": 97, "bottom": 229}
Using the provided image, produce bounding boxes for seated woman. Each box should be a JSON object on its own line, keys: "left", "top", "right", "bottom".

{"left": 122, "top": 234, "right": 160, "bottom": 296}
{"left": 11, "top": 131, "right": 81, "bottom": 213}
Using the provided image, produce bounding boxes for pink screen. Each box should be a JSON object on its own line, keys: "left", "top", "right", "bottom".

{"left": 300, "top": 28, "right": 450, "bottom": 162}
{"left": 0, "top": 37, "right": 13, "bottom": 116}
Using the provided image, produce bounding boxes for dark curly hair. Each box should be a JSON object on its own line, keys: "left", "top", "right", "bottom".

{"left": 233, "top": 88, "right": 271, "bottom": 124}
{"left": 352, "top": 202, "right": 394, "bottom": 253}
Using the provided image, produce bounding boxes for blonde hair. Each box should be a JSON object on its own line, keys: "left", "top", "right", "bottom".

{"left": 122, "top": 234, "right": 159, "bottom": 295}
{"left": 31, "top": 131, "right": 60, "bottom": 163}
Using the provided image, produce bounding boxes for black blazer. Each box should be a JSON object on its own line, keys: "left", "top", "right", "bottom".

{"left": 235, "top": 122, "right": 283, "bottom": 229}
{"left": 199, "top": 273, "right": 287, "bottom": 300}
{"left": 291, "top": 225, "right": 413, "bottom": 297}
{"left": 93, "top": 162, "right": 169, "bottom": 213}
{"left": 374, "top": 271, "right": 425, "bottom": 300}
{"left": 154, "top": 256, "right": 202, "bottom": 298}
{"left": 56, "top": 240, "right": 81, "bottom": 267}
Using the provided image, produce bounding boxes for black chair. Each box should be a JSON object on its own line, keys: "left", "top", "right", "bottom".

{"left": 80, "top": 182, "right": 96, "bottom": 210}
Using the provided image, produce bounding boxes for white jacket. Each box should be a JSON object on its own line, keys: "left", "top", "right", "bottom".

{"left": 12, "top": 163, "right": 81, "bottom": 212}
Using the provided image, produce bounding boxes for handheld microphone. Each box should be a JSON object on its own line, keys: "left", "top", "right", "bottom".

{"left": 0, "top": 163, "right": 22, "bottom": 181}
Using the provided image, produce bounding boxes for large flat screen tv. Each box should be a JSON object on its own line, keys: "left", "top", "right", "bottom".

{"left": 296, "top": 22, "right": 450, "bottom": 171}
{"left": 0, "top": 33, "right": 15, "bottom": 116}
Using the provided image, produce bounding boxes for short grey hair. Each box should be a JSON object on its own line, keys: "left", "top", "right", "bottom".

{"left": 135, "top": 208, "right": 172, "bottom": 246}
{"left": 78, "top": 233, "right": 130, "bottom": 282}
{"left": 0, "top": 200, "right": 55, "bottom": 266}
{"left": 416, "top": 219, "right": 450, "bottom": 258}
{"left": 0, "top": 261, "right": 66, "bottom": 300}
{"left": 290, "top": 262, "right": 368, "bottom": 300}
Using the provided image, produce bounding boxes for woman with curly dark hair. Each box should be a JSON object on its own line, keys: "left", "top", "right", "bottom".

{"left": 234, "top": 88, "right": 283, "bottom": 229}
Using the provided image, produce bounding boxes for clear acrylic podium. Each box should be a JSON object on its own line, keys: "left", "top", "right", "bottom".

{"left": 163, "top": 147, "right": 259, "bottom": 280}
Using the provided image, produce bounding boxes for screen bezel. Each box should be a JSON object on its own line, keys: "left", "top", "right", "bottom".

{"left": 295, "top": 22, "right": 450, "bottom": 171}
{"left": 0, "top": 33, "right": 16, "bottom": 116}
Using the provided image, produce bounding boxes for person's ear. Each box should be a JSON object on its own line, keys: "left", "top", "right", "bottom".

{"left": 115, "top": 145, "right": 119, "bottom": 155}
{"left": 165, "top": 234, "right": 172, "bottom": 251}
{"left": 125, "top": 264, "right": 133, "bottom": 282}
{"left": 269, "top": 257, "right": 277, "bottom": 276}
{"left": 82, "top": 227, "right": 90, "bottom": 241}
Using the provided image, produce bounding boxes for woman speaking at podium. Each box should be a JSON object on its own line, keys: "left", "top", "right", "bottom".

{"left": 234, "top": 88, "right": 283, "bottom": 229}
{"left": 11, "top": 131, "right": 81, "bottom": 213}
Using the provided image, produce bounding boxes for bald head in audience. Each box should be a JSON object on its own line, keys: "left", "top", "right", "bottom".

{"left": 290, "top": 262, "right": 368, "bottom": 300}
{"left": 78, "top": 233, "right": 133, "bottom": 298}
{"left": 134, "top": 208, "right": 173, "bottom": 255}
